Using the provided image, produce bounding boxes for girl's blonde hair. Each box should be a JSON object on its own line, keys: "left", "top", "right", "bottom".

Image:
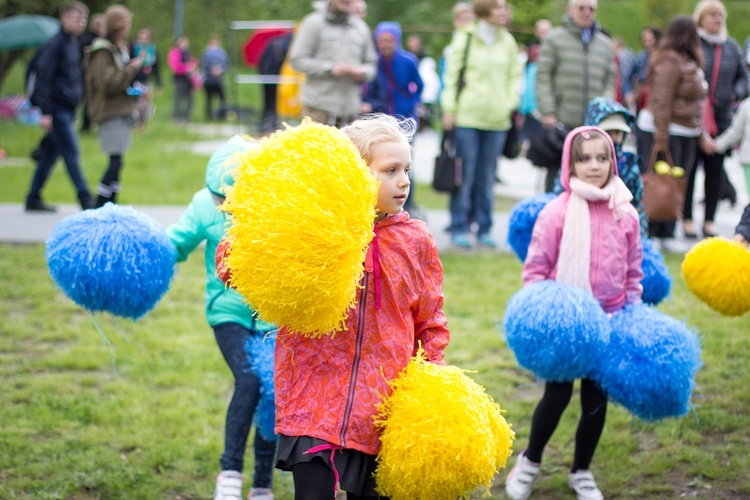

{"left": 570, "top": 129, "right": 614, "bottom": 182}
{"left": 693, "top": 0, "right": 727, "bottom": 36}
{"left": 341, "top": 114, "right": 417, "bottom": 165}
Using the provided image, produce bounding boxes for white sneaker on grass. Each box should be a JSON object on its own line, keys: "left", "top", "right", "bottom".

{"left": 568, "top": 470, "right": 604, "bottom": 500}
{"left": 505, "top": 451, "right": 541, "bottom": 500}
{"left": 248, "top": 487, "right": 274, "bottom": 499}
{"left": 215, "top": 470, "right": 243, "bottom": 500}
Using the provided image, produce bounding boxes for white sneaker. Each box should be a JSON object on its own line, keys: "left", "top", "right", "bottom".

{"left": 568, "top": 470, "right": 604, "bottom": 500}
{"left": 248, "top": 487, "right": 274, "bottom": 500}
{"left": 505, "top": 451, "right": 541, "bottom": 500}
{"left": 215, "top": 470, "right": 243, "bottom": 500}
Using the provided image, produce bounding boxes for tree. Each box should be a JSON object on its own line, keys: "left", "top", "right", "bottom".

{"left": 640, "top": 0, "right": 688, "bottom": 28}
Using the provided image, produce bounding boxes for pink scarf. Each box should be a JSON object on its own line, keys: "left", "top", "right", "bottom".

{"left": 556, "top": 176, "right": 633, "bottom": 292}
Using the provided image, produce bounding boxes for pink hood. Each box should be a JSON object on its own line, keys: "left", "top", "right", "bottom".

{"left": 559, "top": 126, "right": 619, "bottom": 192}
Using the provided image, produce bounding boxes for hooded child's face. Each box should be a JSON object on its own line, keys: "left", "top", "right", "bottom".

{"left": 572, "top": 137, "right": 611, "bottom": 189}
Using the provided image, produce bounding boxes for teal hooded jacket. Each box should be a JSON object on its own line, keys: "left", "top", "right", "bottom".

{"left": 167, "top": 135, "right": 274, "bottom": 331}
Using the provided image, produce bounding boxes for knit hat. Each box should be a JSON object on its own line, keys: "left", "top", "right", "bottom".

{"left": 374, "top": 21, "right": 402, "bottom": 46}
{"left": 105, "top": 5, "right": 132, "bottom": 36}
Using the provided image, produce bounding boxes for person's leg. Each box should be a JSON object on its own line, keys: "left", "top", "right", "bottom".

{"left": 252, "top": 432, "right": 277, "bottom": 489}
{"left": 702, "top": 152, "right": 725, "bottom": 226}
{"left": 53, "top": 108, "right": 93, "bottom": 208}
{"left": 173, "top": 78, "right": 183, "bottom": 120}
{"left": 474, "top": 129, "right": 506, "bottom": 241}
{"left": 451, "top": 127, "right": 480, "bottom": 244}
{"left": 571, "top": 379, "right": 608, "bottom": 472}
{"left": 96, "top": 154, "right": 123, "bottom": 207}
{"left": 217, "top": 82, "right": 227, "bottom": 120}
{"left": 214, "top": 323, "right": 262, "bottom": 474}
{"left": 205, "top": 85, "right": 214, "bottom": 121}
{"left": 671, "top": 136, "right": 698, "bottom": 237}
{"left": 544, "top": 164, "right": 561, "bottom": 193}
{"left": 525, "top": 381, "right": 574, "bottom": 463}
{"left": 291, "top": 458, "right": 336, "bottom": 500}
{"left": 26, "top": 133, "right": 60, "bottom": 206}
{"left": 682, "top": 147, "right": 700, "bottom": 224}
{"left": 185, "top": 86, "right": 194, "bottom": 123}
{"left": 743, "top": 164, "right": 750, "bottom": 199}
{"left": 303, "top": 107, "right": 332, "bottom": 126}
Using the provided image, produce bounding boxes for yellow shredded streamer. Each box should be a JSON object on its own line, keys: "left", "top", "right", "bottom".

{"left": 373, "top": 349, "right": 515, "bottom": 500}
{"left": 681, "top": 237, "right": 750, "bottom": 316}
{"left": 223, "top": 119, "right": 378, "bottom": 336}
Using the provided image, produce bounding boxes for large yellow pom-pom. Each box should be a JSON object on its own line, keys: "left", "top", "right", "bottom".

{"left": 373, "top": 350, "right": 515, "bottom": 500}
{"left": 682, "top": 237, "right": 750, "bottom": 316}
{"left": 224, "top": 119, "right": 378, "bottom": 336}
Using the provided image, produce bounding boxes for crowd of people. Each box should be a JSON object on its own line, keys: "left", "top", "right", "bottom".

{"left": 18, "top": 1, "right": 750, "bottom": 500}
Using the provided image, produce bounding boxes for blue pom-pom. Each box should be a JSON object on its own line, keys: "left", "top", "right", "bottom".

{"left": 507, "top": 193, "right": 557, "bottom": 261}
{"left": 46, "top": 204, "right": 176, "bottom": 320}
{"left": 592, "top": 304, "right": 702, "bottom": 421}
{"left": 503, "top": 280, "right": 611, "bottom": 382}
{"left": 247, "top": 330, "right": 278, "bottom": 442}
{"left": 640, "top": 238, "right": 672, "bottom": 305}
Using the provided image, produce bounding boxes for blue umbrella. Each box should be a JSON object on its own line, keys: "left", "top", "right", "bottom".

{"left": 0, "top": 15, "right": 60, "bottom": 52}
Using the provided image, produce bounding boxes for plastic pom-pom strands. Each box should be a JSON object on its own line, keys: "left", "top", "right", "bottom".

{"left": 373, "top": 350, "right": 514, "bottom": 500}
{"left": 640, "top": 238, "right": 672, "bottom": 305}
{"left": 507, "top": 193, "right": 557, "bottom": 262}
{"left": 247, "top": 330, "right": 278, "bottom": 442}
{"left": 503, "top": 280, "right": 611, "bottom": 382}
{"left": 224, "top": 119, "right": 378, "bottom": 337}
{"left": 46, "top": 204, "right": 176, "bottom": 320}
{"left": 592, "top": 305, "right": 702, "bottom": 421}
{"left": 682, "top": 237, "right": 750, "bottom": 316}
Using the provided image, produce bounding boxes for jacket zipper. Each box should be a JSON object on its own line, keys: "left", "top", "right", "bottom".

{"left": 339, "top": 274, "right": 369, "bottom": 446}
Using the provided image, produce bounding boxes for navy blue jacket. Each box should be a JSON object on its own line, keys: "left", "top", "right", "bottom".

{"left": 737, "top": 203, "right": 750, "bottom": 241}
{"left": 31, "top": 29, "right": 84, "bottom": 115}
{"left": 364, "top": 51, "right": 423, "bottom": 121}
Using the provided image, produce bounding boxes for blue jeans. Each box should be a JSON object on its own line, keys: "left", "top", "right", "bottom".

{"left": 450, "top": 127, "right": 507, "bottom": 236}
{"left": 26, "top": 107, "right": 92, "bottom": 206}
{"left": 214, "top": 322, "right": 277, "bottom": 488}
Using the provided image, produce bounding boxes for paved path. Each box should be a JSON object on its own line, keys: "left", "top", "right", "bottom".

{"left": 1, "top": 129, "right": 746, "bottom": 253}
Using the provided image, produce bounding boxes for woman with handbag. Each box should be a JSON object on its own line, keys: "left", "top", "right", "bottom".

{"left": 440, "top": 0, "right": 520, "bottom": 250}
{"left": 683, "top": 0, "right": 748, "bottom": 238}
{"left": 635, "top": 15, "right": 706, "bottom": 241}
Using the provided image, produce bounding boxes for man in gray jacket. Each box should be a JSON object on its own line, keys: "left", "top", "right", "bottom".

{"left": 290, "top": 0, "right": 376, "bottom": 126}
{"left": 535, "top": 0, "right": 615, "bottom": 190}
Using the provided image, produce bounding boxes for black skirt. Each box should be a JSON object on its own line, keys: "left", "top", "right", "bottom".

{"left": 275, "top": 434, "right": 381, "bottom": 497}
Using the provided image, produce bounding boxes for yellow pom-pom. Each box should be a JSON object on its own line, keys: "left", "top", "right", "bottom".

{"left": 373, "top": 350, "right": 515, "bottom": 500}
{"left": 224, "top": 119, "right": 378, "bottom": 336}
{"left": 682, "top": 237, "right": 750, "bottom": 316}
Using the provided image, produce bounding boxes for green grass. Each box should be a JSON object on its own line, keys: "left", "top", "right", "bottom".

{"left": 1, "top": 245, "right": 749, "bottom": 499}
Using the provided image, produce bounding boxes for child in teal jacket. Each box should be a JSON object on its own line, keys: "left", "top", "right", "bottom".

{"left": 167, "top": 135, "right": 277, "bottom": 500}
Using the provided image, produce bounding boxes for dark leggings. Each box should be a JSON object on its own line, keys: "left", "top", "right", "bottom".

{"left": 525, "top": 379, "right": 607, "bottom": 472}
{"left": 291, "top": 458, "right": 386, "bottom": 500}
{"left": 96, "top": 154, "right": 123, "bottom": 207}
{"left": 684, "top": 150, "right": 724, "bottom": 223}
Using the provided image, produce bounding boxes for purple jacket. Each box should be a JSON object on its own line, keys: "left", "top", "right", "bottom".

{"left": 523, "top": 126, "right": 643, "bottom": 312}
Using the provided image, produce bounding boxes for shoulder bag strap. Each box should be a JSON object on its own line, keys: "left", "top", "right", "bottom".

{"left": 709, "top": 44, "right": 723, "bottom": 103}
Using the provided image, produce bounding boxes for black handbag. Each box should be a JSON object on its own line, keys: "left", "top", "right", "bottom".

{"left": 433, "top": 130, "right": 462, "bottom": 193}
{"left": 502, "top": 112, "right": 521, "bottom": 159}
{"left": 525, "top": 123, "right": 569, "bottom": 169}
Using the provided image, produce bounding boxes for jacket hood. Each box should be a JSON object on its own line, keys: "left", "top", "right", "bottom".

{"left": 374, "top": 21, "right": 402, "bottom": 48}
{"left": 205, "top": 135, "right": 255, "bottom": 196}
{"left": 560, "top": 125, "right": 618, "bottom": 192}
{"left": 584, "top": 97, "right": 634, "bottom": 142}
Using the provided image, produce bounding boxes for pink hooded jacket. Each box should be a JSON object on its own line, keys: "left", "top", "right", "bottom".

{"left": 274, "top": 212, "right": 450, "bottom": 455}
{"left": 523, "top": 126, "right": 643, "bottom": 312}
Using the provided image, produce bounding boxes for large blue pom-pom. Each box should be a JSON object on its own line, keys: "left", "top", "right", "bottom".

{"left": 592, "top": 304, "right": 702, "bottom": 421}
{"left": 503, "top": 280, "right": 611, "bottom": 381}
{"left": 247, "top": 330, "right": 278, "bottom": 442}
{"left": 46, "top": 204, "right": 176, "bottom": 320}
{"left": 640, "top": 238, "right": 672, "bottom": 305}
{"left": 507, "top": 193, "right": 557, "bottom": 261}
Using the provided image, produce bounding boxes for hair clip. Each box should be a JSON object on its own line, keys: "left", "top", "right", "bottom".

{"left": 581, "top": 131, "right": 590, "bottom": 140}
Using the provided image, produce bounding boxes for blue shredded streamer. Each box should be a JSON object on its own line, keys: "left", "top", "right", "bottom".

{"left": 247, "top": 329, "right": 278, "bottom": 442}
{"left": 507, "top": 193, "right": 558, "bottom": 262}
{"left": 502, "top": 280, "right": 611, "bottom": 382}
{"left": 640, "top": 238, "right": 672, "bottom": 305}
{"left": 592, "top": 304, "right": 702, "bottom": 421}
{"left": 45, "top": 204, "right": 176, "bottom": 320}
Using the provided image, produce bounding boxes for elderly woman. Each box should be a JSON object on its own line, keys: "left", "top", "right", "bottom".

{"left": 683, "top": 0, "right": 748, "bottom": 238}
{"left": 635, "top": 15, "right": 707, "bottom": 241}
{"left": 441, "top": 0, "right": 520, "bottom": 249}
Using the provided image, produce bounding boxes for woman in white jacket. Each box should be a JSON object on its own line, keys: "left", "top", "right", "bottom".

{"left": 710, "top": 96, "right": 750, "bottom": 200}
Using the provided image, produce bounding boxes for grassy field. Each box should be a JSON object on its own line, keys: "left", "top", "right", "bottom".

{"left": 1, "top": 243, "right": 749, "bottom": 499}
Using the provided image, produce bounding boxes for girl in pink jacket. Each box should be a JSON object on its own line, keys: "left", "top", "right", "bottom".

{"left": 506, "top": 127, "right": 643, "bottom": 500}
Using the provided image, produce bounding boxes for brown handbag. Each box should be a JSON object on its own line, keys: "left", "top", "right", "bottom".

{"left": 642, "top": 148, "right": 687, "bottom": 221}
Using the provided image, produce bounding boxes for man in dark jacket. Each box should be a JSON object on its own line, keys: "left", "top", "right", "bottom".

{"left": 25, "top": 1, "right": 95, "bottom": 212}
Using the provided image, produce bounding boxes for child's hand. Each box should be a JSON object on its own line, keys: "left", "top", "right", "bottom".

{"left": 734, "top": 233, "right": 749, "bottom": 248}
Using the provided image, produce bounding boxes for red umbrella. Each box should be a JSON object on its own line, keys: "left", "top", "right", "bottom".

{"left": 243, "top": 28, "right": 293, "bottom": 68}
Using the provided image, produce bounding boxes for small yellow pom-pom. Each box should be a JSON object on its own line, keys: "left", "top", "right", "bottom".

{"left": 682, "top": 237, "right": 750, "bottom": 316}
{"left": 373, "top": 349, "right": 515, "bottom": 500}
{"left": 224, "top": 119, "right": 378, "bottom": 336}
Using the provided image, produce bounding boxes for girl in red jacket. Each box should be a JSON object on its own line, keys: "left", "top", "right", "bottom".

{"left": 506, "top": 127, "right": 643, "bottom": 500}
{"left": 273, "top": 114, "right": 450, "bottom": 500}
